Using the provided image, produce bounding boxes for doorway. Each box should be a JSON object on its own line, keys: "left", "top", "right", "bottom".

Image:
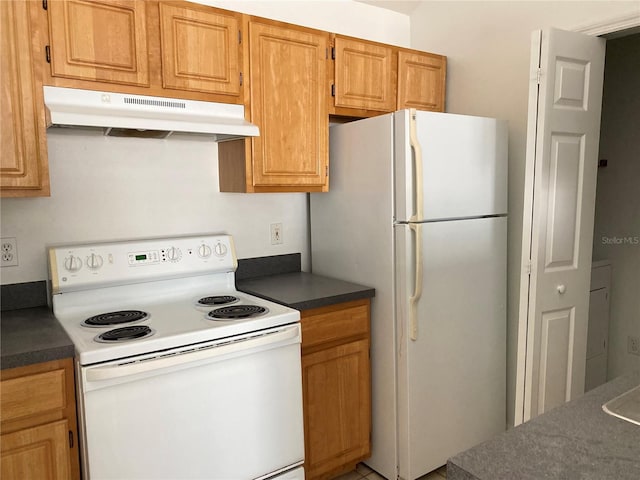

{"left": 515, "top": 20, "right": 640, "bottom": 426}
{"left": 588, "top": 31, "right": 640, "bottom": 388}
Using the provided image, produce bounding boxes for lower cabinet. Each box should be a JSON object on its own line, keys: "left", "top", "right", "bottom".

{"left": 301, "top": 299, "right": 371, "bottom": 480}
{"left": 1, "top": 420, "right": 72, "bottom": 479}
{"left": 0, "top": 358, "right": 80, "bottom": 480}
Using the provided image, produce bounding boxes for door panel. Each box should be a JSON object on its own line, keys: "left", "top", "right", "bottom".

{"left": 544, "top": 134, "right": 584, "bottom": 268}
{"left": 517, "top": 29, "right": 605, "bottom": 422}
{"left": 249, "top": 22, "right": 328, "bottom": 187}
{"left": 0, "top": 0, "right": 49, "bottom": 195}
{"left": 537, "top": 307, "right": 574, "bottom": 411}
{"left": 333, "top": 37, "right": 395, "bottom": 112}
{"left": 395, "top": 217, "right": 506, "bottom": 479}
{"left": 48, "top": 0, "right": 149, "bottom": 86}
{"left": 0, "top": 420, "right": 71, "bottom": 480}
{"left": 302, "top": 339, "right": 370, "bottom": 478}
{"left": 397, "top": 51, "right": 446, "bottom": 112}
{"left": 159, "top": 2, "right": 240, "bottom": 96}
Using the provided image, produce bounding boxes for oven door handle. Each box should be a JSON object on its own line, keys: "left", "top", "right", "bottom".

{"left": 85, "top": 324, "right": 300, "bottom": 384}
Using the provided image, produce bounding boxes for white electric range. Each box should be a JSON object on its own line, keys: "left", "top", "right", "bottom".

{"left": 49, "top": 234, "right": 305, "bottom": 480}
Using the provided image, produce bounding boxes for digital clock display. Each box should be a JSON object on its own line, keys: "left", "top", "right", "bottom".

{"left": 135, "top": 254, "right": 147, "bottom": 261}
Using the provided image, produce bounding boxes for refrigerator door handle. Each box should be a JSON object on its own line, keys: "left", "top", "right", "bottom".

{"left": 409, "top": 222, "right": 423, "bottom": 340}
{"left": 408, "top": 108, "right": 424, "bottom": 340}
{"left": 409, "top": 108, "right": 424, "bottom": 222}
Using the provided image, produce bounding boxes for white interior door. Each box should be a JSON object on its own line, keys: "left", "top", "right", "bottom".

{"left": 515, "top": 28, "right": 605, "bottom": 424}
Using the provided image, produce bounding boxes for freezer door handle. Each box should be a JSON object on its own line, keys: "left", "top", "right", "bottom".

{"left": 409, "top": 223, "right": 423, "bottom": 340}
{"left": 409, "top": 108, "right": 424, "bottom": 222}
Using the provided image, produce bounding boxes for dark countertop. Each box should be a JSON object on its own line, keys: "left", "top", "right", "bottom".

{"left": 237, "top": 272, "right": 375, "bottom": 311}
{"left": 448, "top": 371, "right": 640, "bottom": 480}
{"left": 1, "top": 307, "right": 75, "bottom": 370}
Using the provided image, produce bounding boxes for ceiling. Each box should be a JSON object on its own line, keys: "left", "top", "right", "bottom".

{"left": 354, "top": 0, "right": 421, "bottom": 16}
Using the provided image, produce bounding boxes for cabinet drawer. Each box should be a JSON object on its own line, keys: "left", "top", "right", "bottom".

{"left": 302, "top": 301, "right": 369, "bottom": 350}
{"left": 1, "top": 369, "right": 67, "bottom": 424}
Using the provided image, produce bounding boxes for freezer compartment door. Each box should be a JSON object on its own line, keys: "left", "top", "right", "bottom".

{"left": 395, "top": 217, "right": 507, "bottom": 479}
{"left": 395, "top": 110, "right": 508, "bottom": 222}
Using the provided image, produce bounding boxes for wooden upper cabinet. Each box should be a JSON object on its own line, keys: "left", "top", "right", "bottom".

{"left": 48, "top": 0, "right": 150, "bottom": 86}
{"left": 1, "top": 0, "right": 50, "bottom": 197}
{"left": 158, "top": 2, "right": 241, "bottom": 96}
{"left": 333, "top": 36, "right": 396, "bottom": 113}
{"left": 397, "top": 50, "right": 446, "bottom": 112}
{"left": 248, "top": 21, "right": 328, "bottom": 190}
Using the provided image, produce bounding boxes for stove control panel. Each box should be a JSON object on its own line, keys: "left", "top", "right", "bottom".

{"left": 49, "top": 234, "right": 237, "bottom": 294}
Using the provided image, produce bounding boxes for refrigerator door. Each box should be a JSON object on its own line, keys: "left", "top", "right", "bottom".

{"left": 395, "top": 110, "right": 508, "bottom": 223}
{"left": 311, "top": 114, "right": 398, "bottom": 480}
{"left": 395, "top": 217, "right": 507, "bottom": 480}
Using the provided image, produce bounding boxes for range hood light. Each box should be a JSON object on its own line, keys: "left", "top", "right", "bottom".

{"left": 43, "top": 86, "right": 259, "bottom": 141}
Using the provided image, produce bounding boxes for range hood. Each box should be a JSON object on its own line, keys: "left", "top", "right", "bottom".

{"left": 43, "top": 86, "right": 259, "bottom": 141}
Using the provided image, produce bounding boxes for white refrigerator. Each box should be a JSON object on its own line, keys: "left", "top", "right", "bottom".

{"left": 310, "top": 110, "right": 507, "bottom": 480}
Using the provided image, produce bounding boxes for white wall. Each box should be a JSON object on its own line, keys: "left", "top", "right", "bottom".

{"left": 0, "top": 131, "right": 308, "bottom": 284}
{"left": 0, "top": 0, "right": 409, "bottom": 286}
{"left": 592, "top": 33, "right": 640, "bottom": 379}
{"left": 408, "top": 1, "right": 640, "bottom": 426}
{"left": 199, "top": 0, "right": 410, "bottom": 46}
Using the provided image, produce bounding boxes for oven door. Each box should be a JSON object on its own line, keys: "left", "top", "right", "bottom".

{"left": 77, "top": 324, "right": 304, "bottom": 480}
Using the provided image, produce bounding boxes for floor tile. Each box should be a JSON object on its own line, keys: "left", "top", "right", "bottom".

{"left": 333, "top": 471, "right": 363, "bottom": 480}
{"left": 416, "top": 470, "right": 446, "bottom": 480}
{"left": 364, "top": 472, "right": 386, "bottom": 480}
{"left": 356, "top": 463, "right": 373, "bottom": 476}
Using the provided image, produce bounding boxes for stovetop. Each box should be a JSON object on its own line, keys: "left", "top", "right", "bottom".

{"left": 49, "top": 234, "right": 300, "bottom": 366}
{"left": 54, "top": 277, "right": 299, "bottom": 365}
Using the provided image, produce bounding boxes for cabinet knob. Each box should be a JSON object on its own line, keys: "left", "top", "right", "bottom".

{"left": 557, "top": 284, "right": 566, "bottom": 294}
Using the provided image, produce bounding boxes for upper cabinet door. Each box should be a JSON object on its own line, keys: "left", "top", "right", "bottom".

{"left": 333, "top": 36, "right": 396, "bottom": 112}
{"left": 1, "top": 0, "right": 49, "bottom": 197}
{"left": 158, "top": 2, "right": 241, "bottom": 96}
{"left": 397, "top": 50, "right": 446, "bottom": 112}
{"left": 249, "top": 21, "right": 329, "bottom": 189}
{"left": 48, "top": 0, "right": 150, "bottom": 86}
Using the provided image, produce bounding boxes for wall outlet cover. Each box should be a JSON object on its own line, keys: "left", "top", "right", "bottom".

{"left": 1, "top": 237, "right": 18, "bottom": 267}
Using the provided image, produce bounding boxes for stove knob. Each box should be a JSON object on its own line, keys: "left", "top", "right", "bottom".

{"left": 214, "top": 242, "right": 227, "bottom": 257}
{"left": 63, "top": 255, "right": 82, "bottom": 272}
{"left": 86, "top": 253, "right": 104, "bottom": 270}
{"left": 165, "top": 246, "right": 182, "bottom": 262}
{"left": 198, "top": 244, "right": 212, "bottom": 258}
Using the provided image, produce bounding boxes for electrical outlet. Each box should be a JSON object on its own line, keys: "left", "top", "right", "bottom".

{"left": 628, "top": 336, "right": 640, "bottom": 356}
{"left": 270, "top": 223, "right": 283, "bottom": 245}
{"left": 1, "top": 237, "right": 18, "bottom": 267}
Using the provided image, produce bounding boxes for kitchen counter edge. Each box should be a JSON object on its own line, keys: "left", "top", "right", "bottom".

{"left": 1, "top": 306, "right": 75, "bottom": 370}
